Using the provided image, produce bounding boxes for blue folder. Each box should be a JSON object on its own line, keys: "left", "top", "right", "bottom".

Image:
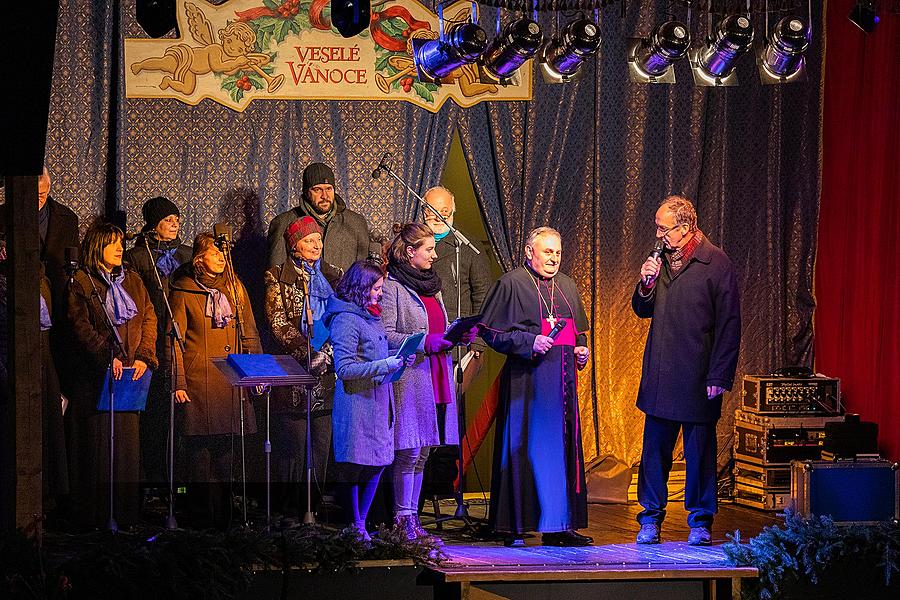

{"left": 226, "top": 353, "right": 290, "bottom": 379}
{"left": 96, "top": 368, "right": 152, "bottom": 411}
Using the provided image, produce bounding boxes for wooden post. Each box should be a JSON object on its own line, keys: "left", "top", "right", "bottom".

{"left": 0, "top": 176, "right": 43, "bottom": 533}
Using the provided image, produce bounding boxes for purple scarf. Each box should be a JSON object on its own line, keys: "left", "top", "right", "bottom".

{"left": 100, "top": 270, "right": 138, "bottom": 325}
{"left": 155, "top": 247, "right": 181, "bottom": 277}
{"left": 195, "top": 278, "right": 235, "bottom": 328}
{"left": 40, "top": 295, "right": 52, "bottom": 331}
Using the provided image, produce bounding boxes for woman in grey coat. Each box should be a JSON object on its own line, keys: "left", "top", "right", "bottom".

{"left": 381, "top": 223, "right": 477, "bottom": 539}
{"left": 323, "top": 260, "right": 412, "bottom": 541}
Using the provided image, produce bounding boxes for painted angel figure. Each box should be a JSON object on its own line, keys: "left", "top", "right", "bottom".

{"left": 130, "top": 2, "right": 271, "bottom": 95}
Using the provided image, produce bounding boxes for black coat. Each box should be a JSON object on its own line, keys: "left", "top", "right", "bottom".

{"left": 266, "top": 195, "right": 371, "bottom": 271}
{"left": 431, "top": 234, "right": 492, "bottom": 321}
{"left": 124, "top": 233, "right": 192, "bottom": 367}
{"left": 0, "top": 196, "right": 79, "bottom": 315}
{"left": 632, "top": 237, "right": 741, "bottom": 424}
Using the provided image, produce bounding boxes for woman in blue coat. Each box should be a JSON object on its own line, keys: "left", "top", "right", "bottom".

{"left": 323, "top": 260, "right": 412, "bottom": 541}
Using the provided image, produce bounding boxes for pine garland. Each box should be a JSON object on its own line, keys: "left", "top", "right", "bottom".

{"left": 1, "top": 523, "right": 448, "bottom": 600}
{"left": 723, "top": 509, "right": 900, "bottom": 600}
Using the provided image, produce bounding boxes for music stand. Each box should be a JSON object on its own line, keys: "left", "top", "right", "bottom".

{"left": 213, "top": 354, "right": 316, "bottom": 528}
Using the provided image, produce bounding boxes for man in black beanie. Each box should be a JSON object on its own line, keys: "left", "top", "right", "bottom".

{"left": 267, "top": 162, "right": 371, "bottom": 271}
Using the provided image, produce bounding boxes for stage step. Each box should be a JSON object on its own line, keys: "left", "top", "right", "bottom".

{"left": 427, "top": 543, "right": 756, "bottom": 600}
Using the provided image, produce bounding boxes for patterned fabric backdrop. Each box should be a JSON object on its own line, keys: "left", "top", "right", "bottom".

{"left": 41, "top": 0, "right": 823, "bottom": 478}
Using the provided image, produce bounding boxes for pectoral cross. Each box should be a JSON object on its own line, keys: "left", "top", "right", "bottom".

{"left": 547, "top": 314, "right": 558, "bottom": 329}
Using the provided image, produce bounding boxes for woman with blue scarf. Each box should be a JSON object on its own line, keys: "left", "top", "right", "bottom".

{"left": 124, "top": 196, "right": 191, "bottom": 487}
{"left": 264, "top": 216, "right": 341, "bottom": 519}
{"left": 67, "top": 222, "right": 158, "bottom": 528}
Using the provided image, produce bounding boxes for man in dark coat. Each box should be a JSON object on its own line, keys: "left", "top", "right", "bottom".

{"left": 632, "top": 195, "right": 741, "bottom": 546}
{"left": 479, "top": 227, "right": 593, "bottom": 547}
{"left": 0, "top": 167, "right": 80, "bottom": 355}
{"left": 422, "top": 186, "right": 491, "bottom": 322}
{"left": 420, "top": 186, "right": 491, "bottom": 498}
{"left": 266, "top": 162, "right": 371, "bottom": 271}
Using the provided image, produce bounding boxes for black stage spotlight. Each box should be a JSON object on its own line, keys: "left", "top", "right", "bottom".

{"left": 413, "top": 22, "right": 488, "bottom": 84}
{"left": 848, "top": 1, "right": 879, "bottom": 33}
{"left": 480, "top": 18, "right": 544, "bottom": 82}
{"left": 757, "top": 16, "right": 810, "bottom": 84}
{"left": 333, "top": 0, "right": 371, "bottom": 38}
{"left": 136, "top": 0, "right": 178, "bottom": 38}
{"left": 627, "top": 20, "right": 691, "bottom": 84}
{"left": 689, "top": 15, "right": 754, "bottom": 87}
{"left": 539, "top": 18, "right": 602, "bottom": 84}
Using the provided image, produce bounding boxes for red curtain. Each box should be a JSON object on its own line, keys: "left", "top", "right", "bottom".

{"left": 816, "top": 2, "right": 900, "bottom": 460}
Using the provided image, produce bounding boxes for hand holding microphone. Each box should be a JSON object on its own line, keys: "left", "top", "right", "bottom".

{"left": 533, "top": 318, "right": 567, "bottom": 355}
{"left": 641, "top": 240, "right": 665, "bottom": 287}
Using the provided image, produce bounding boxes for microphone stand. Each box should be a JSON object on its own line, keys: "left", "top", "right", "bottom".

{"left": 142, "top": 236, "right": 184, "bottom": 530}
{"left": 376, "top": 161, "right": 481, "bottom": 531}
{"left": 220, "top": 237, "right": 249, "bottom": 526}
{"left": 85, "top": 269, "right": 126, "bottom": 533}
{"left": 299, "top": 270, "right": 317, "bottom": 525}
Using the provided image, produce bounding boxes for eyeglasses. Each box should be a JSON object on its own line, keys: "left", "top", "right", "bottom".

{"left": 656, "top": 223, "right": 686, "bottom": 235}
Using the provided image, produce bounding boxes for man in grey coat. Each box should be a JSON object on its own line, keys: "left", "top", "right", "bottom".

{"left": 267, "top": 162, "right": 371, "bottom": 271}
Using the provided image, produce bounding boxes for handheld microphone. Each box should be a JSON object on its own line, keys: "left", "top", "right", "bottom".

{"left": 213, "top": 222, "right": 233, "bottom": 249}
{"left": 547, "top": 318, "right": 567, "bottom": 340}
{"left": 643, "top": 239, "right": 665, "bottom": 285}
{"left": 124, "top": 230, "right": 142, "bottom": 241}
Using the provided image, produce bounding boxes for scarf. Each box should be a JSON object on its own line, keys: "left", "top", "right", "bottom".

{"left": 388, "top": 261, "right": 443, "bottom": 297}
{"left": 142, "top": 234, "right": 183, "bottom": 277}
{"left": 195, "top": 272, "right": 235, "bottom": 328}
{"left": 434, "top": 230, "right": 451, "bottom": 242}
{"left": 668, "top": 230, "right": 704, "bottom": 274}
{"left": 366, "top": 303, "right": 382, "bottom": 318}
{"left": 293, "top": 257, "right": 333, "bottom": 323}
{"left": 302, "top": 197, "right": 337, "bottom": 227}
{"left": 100, "top": 269, "right": 138, "bottom": 326}
{"left": 40, "top": 294, "right": 52, "bottom": 331}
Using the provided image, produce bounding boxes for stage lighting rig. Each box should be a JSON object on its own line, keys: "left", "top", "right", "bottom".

{"left": 757, "top": 16, "right": 809, "bottom": 84}
{"left": 412, "top": 4, "right": 488, "bottom": 84}
{"left": 848, "top": 1, "right": 879, "bottom": 32}
{"left": 480, "top": 17, "right": 544, "bottom": 83}
{"left": 539, "top": 18, "right": 602, "bottom": 84}
{"left": 627, "top": 20, "right": 691, "bottom": 84}
{"left": 689, "top": 14, "right": 754, "bottom": 86}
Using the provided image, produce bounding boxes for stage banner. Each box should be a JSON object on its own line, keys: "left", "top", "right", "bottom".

{"left": 124, "top": 0, "right": 532, "bottom": 113}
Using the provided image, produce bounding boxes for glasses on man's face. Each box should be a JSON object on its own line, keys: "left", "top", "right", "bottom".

{"left": 425, "top": 210, "right": 453, "bottom": 221}
{"left": 656, "top": 223, "right": 685, "bottom": 236}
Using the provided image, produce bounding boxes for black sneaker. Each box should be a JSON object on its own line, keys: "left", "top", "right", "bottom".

{"left": 542, "top": 530, "right": 593, "bottom": 547}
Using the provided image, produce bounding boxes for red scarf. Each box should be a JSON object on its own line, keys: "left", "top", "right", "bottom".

{"left": 668, "top": 230, "right": 704, "bottom": 274}
{"left": 366, "top": 303, "right": 382, "bottom": 317}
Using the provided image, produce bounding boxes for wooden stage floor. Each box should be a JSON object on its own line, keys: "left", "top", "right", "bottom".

{"left": 420, "top": 500, "right": 777, "bottom": 599}
{"left": 426, "top": 498, "right": 780, "bottom": 547}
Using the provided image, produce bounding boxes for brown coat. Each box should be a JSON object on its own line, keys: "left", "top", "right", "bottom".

{"left": 67, "top": 268, "right": 159, "bottom": 382}
{"left": 66, "top": 267, "right": 157, "bottom": 526}
{"left": 170, "top": 271, "right": 261, "bottom": 436}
